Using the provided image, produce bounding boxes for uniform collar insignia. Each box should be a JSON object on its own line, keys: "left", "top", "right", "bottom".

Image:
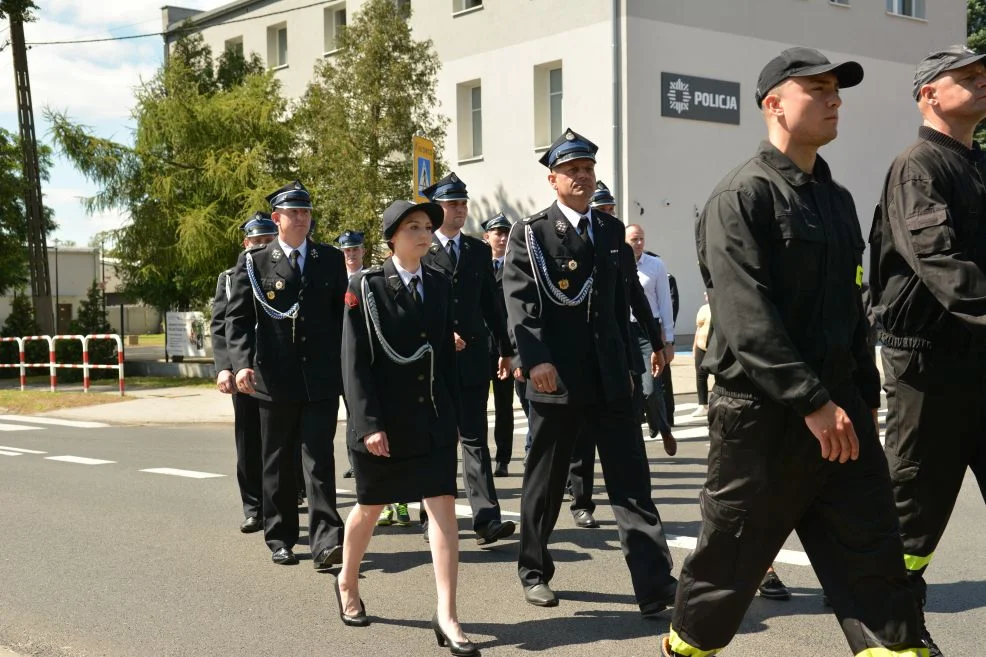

{"left": 271, "top": 248, "right": 282, "bottom": 261}
{"left": 310, "top": 246, "right": 319, "bottom": 259}
{"left": 554, "top": 219, "right": 569, "bottom": 234}
{"left": 429, "top": 244, "right": 440, "bottom": 252}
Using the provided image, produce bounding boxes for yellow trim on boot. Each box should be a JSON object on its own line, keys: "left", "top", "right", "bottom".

{"left": 667, "top": 628, "right": 723, "bottom": 657}
{"left": 855, "top": 648, "right": 928, "bottom": 657}
{"left": 903, "top": 552, "right": 934, "bottom": 572}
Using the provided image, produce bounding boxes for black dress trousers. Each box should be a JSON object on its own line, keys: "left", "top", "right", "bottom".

{"left": 231, "top": 391, "right": 264, "bottom": 519}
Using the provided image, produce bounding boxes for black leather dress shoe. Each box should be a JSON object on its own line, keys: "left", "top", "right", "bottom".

{"left": 572, "top": 509, "right": 599, "bottom": 528}
{"left": 313, "top": 545, "right": 343, "bottom": 571}
{"left": 475, "top": 520, "right": 516, "bottom": 546}
{"left": 272, "top": 547, "right": 298, "bottom": 565}
{"left": 524, "top": 583, "right": 558, "bottom": 607}
{"left": 239, "top": 516, "right": 262, "bottom": 533}
{"left": 342, "top": 467, "right": 354, "bottom": 479}
{"left": 493, "top": 463, "right": 508, "bottom": 477}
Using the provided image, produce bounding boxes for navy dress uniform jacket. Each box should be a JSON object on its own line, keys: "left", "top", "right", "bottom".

{"left": 211, "top": 268, "right": 234, "bottom": 374}
{"left": 226, "top": 239, "right": 347, "bottom": 402}
{"left": 503, "top": 202, "right": 636, "bottom": 404}
{"left": 342, "top": 260, "right": 460, "bottom": 458}
{"left": 425, "top": 233, "right": 513, "bottom": 387}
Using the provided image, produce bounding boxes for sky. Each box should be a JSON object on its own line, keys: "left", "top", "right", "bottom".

{"left": 0, "top": 0, "right": 227, "bottom": 247}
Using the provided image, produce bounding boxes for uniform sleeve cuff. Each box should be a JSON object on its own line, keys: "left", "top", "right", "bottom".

{"left": 794, "top": 386, "right": 830, "bottom": 417}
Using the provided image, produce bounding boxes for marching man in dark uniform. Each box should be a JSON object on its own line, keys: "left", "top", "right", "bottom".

{"left": 226, "top": 180, "right": 347, "bottom": 570}
{"left": 422, "top": 173, "right": 516, "bottom": 545}
{"left": 483, "top": 212, "right": 515, "bottom": 478}
{"left": 663, "top": 48, "right": 923, "bottom": 656}
{"left": 870, "top": 45, "right": 986, "bottom": 657}
{"left": 338, "top": 200, "right": 479, "bottom": 656}
{"left": 338, "top": 230, "right": 365, "bottom": 482}
{"left": 503, "top": 128, "right": 676, "bottom": 615}
{"left": 212, "top": 212, "right": 278, "bottom": 533}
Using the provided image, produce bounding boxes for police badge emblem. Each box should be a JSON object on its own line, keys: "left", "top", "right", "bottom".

{"left": 558, "top": 279, "right": 570, "bottom": 290}
{"left": 567, "top": 260, "right": 578, "bottom": 271}
{"left": 267, "top": 291, "right": 276, "bottom": 300}
{"left": 275, "top": 280, "right": 284, "bottom": 290}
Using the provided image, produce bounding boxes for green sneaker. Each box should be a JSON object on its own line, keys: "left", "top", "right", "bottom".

{"left": 376, "top": 504, "right": 395, "bottom": 526}
{"left": 394, "top": 503, "right": 412, "bottom": 526}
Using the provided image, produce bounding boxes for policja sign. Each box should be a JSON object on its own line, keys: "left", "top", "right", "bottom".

{"left": 661, "top": 72, "right": 740, "bottom": 125}
{"left": 413, "top": 135, "right": 435, "bottom": 203}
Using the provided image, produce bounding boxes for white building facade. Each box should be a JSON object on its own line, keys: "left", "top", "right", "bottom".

{"left": 162, "top": 0, "right": 966, "bottom": 339}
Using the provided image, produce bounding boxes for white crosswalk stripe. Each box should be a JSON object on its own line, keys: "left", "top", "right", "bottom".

{"left": 0, "top": 415, "right": 109, "bottom": 429}
{"left": 0, "top": 450, "right": 23, "bottom": 456}
{"left": 140, "top": 468, "right": 225, "bottom": 479}
{"left": 0, "top": 445, "right": 46, "bottom": 454}
{"left": 0, "top": 422, "right": 42, "bottom": 432}
{"left": 45, "top": 455, "right": 115, "bottom": 465}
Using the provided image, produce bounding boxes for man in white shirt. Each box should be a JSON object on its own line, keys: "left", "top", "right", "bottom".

{"left": 626, "top": 224, "right": 676, "bottom": 447}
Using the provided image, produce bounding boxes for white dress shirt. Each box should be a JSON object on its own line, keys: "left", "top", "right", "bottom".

{"left": 393, "top": 260, "right": 424, "bottom": 301}
{"left": 632, "top": 252, "right": 674, "bottom": 343}
{"left": 434, "top": 230, "right": 461, "bottom": 258}
{"left": 556, "top": 201, "right": 594, "bottom": 243}
{"left": 278, "top": 238, "right": 308, "bottom": 273}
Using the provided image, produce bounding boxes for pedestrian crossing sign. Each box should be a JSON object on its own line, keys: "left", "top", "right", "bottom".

{"left": 413, "top": 135, "right": 435, "bottom": 203}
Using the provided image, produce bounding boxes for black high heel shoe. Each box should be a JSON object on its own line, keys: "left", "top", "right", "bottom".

{"left": 431, "top": 613, "right": 480, "bottom": 657}
{"left": 333, "top": 578, "right": 369, "bottom": 627}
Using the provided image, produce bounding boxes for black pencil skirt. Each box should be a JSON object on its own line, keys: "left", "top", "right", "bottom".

{"left": 351, "top": 443, "right": 458, "bottom": 505}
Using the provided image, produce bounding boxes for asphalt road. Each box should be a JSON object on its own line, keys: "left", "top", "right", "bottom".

{"left": 0, "top": 406, "right": 982, "bottom": 657}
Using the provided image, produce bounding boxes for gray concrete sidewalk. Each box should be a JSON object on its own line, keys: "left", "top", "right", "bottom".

{"left": 33, "top": 354, "right": 701, "bottom": 425}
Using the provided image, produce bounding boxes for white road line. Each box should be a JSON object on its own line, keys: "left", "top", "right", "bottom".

{"left": 0, "top": 445, "right": 46, "bottom": 454}
{"left": 0, "top": 423, "right": 42, "bottom": 432}
{"left": 669, "top": 426, "right": 710, "bottom": 440}
{"left": 140, "top": 468, "right": 225, "bottom": 479}
{"left": 45, "top": 455, "right": 115, "bottom": 465}
{"left": 0, "top": 415, "right": 109, "bottom": 428}
{"left": 0, "top": 450, "right": 23, "bottom": 456}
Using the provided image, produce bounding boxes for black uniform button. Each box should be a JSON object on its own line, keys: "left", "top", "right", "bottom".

{"left": 417, "top": 374, "right": 425, "bottom": 381}
{"left": 417, "top": 396, "right": 425, "bottom": 403}
{"left": 594, "top": 333, "right": 599, "bottom": 339}
{"left": 453, "top": 277, "right": 458, "bottom": 284}
{"left": 301, "top": 336, "right": 307, "bottom": 342}
{"left": 301, "top": 356, "right": 307, "bottom": 362}
{"left": 453, "top": 298, "right": 459, "bottom": 304}
{"left": 300, "top": 316, "right": 305, "bottom": 322}
{"left": 420, "top": 332, "right": 427, "bottom": 338}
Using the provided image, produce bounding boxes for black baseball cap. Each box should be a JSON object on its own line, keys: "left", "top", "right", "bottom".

{"left": 912, "top": 45, "right": 986, "bottom": 101}
{"left": 755, "top": 47, "right": 864, "bottom": 108}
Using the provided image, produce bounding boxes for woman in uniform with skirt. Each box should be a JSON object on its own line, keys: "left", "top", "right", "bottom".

{"left": 338, "top": 200, "right": 479, "bottom": 657}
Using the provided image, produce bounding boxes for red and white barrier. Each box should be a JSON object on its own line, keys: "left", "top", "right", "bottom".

{"left": 0, "top": 334, "right": 125, "bottom": 395}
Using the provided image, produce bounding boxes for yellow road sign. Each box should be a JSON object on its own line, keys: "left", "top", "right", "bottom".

{"left": 413, "top": 136, "right": 435, "bottom": 203}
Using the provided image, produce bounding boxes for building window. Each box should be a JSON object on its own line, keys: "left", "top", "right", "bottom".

{"left": 267, "top": 23, "right": 288, "bottom": 68}
{"left": 457, "top": 81, "right": 483, "bottom": 160}
{"left": 886, "top": 0, "right": 925, "bottom": 19}
{"left": 453, "top": 0, "right": 483, "bottom": 15}
{"left": 224, "top": 37, "right": 244, "bottom": 58}
{"left": 324, "top": 3, "right": 347, "bottom": 53}
{"left": 534, "top": 62, "right": 563, "bottom": 148}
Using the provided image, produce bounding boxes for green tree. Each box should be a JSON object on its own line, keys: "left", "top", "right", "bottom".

{"left": 0, "top": 290, "right": 46, "bottom": 377}
{"left": 293, "top": 0, "right": 448, "bottom": 260}
{"left": 46, "top": 34, "right": 293, "bottom": 314}
{"left": 55, "top": 282, "right": 115, "bottom": 381}
{"left": 969, "top": 0, "right": 986, "bottom": 145}
{"left": 0, "top": 0, "right": 39, "bottom": 21}
{"left": 0, "top": 128, "right": 57, "bottom": 295}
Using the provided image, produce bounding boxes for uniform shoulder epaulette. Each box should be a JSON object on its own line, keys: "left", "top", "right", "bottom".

{"left": 222, "top": 267, "right": 234, "bottom": 276}
{"left": 523, "top": 210, "right": 548, "bottom": 224}
{"left": 363, "top": 265, "right": 384, "bottom": 275}
{"left": 244, "top": 243, "right": 266, "bottom": 253}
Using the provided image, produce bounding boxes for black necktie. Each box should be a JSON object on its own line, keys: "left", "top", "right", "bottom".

{"left": 493, "top": 260, "right": 500, "bottom": 272}
{"left": 447, "top": 240, "right": 458, "bottom": 267}
{"left": 577, "top": 216, "right": 590, "bottom": 244}
{"left": 409, "top": 275, "right": 422, "bottom": 307}
{"left": 289, "top": 249, "right": 300, "bottom": 275}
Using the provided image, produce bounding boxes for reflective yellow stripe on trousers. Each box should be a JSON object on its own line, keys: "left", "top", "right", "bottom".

{"left": 855, "top": 648, "right": 929, "bottom": 657}
{"left": 667, "top": 628, "right": 723, "bottom": 657}
{"left": 903, "top": 553, "right": 934, "bottom": 571}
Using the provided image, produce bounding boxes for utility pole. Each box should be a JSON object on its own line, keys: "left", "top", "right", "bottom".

{"left": 9, "top": 12, "right": 54, "bottom": 333}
